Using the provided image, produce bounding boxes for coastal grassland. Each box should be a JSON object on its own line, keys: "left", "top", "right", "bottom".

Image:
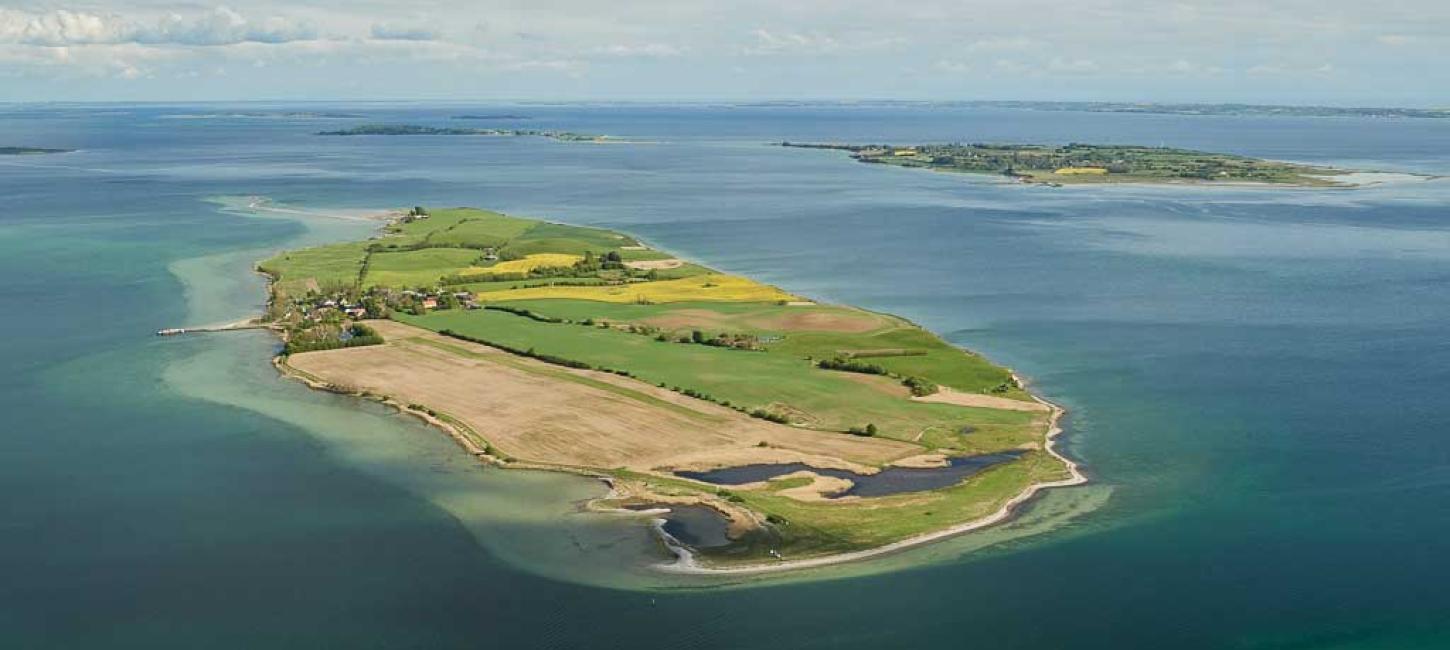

{"left": 510, "top": 221, "right": 640, "bottom": 251}
{"left": 257, "top": 241, "right": 369, "bottom": 296}
{"left": 378, "top": 208, "right": 535, "bottom": 249}
{"left": 482, "top": 299, "right": 1029, "bottom": 398}
{"left": 364, "top": 247, "right": 482, "bottom": 287}
{"left": 420, "top": 213, "right": 537, "bottom": 248}
{"left": 398, "top": 307, "right": 1042, "bottom": 455}
{"left": 467, "top": 273, "right": 796, "bottom": 303}
{"left": 696, "top": 450, "right": 1072, "bottom": 560}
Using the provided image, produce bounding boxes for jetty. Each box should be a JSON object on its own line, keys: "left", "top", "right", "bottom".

{"left": 156, "top": 320, "right": 269, "bottom": 337}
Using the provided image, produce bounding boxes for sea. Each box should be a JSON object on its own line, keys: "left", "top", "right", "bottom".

{"left": 2, "top": 103, "right": 1448, "bottom": 649}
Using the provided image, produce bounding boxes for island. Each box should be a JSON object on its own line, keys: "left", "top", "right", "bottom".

{"left": 257, "top": 207, "right": 1082, "bottom": 572}
{"left": 452, "top": 114, "right": 532, "bottom": 120}
{"left": 318, "top": 124, "right": 604, "bottom": 142}
{"left": 780, "top": 141, "right": 1344, "bottom": 186}
{"left": 967, "top": 101, "right": 1450, "bottom": 120}
{"left": 1, "top": 146, "right": 73, "bottom": 155}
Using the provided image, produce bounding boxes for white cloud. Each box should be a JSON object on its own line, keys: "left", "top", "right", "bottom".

{"left": 963, "top": 36, "right": 1036, "bottom": 53}
{"left": 0, "top": 0, "right": 1444, "bottom": 102}
{"left": 370, "top": 24, "right": 439, "bottom": 41}
{"left": 934, "top": 59, "right": 970, "bottom": 74}
{"left": 744, "top": 28, "right": 839, "bottom": 55}
{"left": 596, "top": 42, "right": 684, "bottom": 58}
{"left": 0, "top": 7, "right": 316, "bottom": 47}
{"left": 1047, "top": 57, "right": 1099, "bottom": 74}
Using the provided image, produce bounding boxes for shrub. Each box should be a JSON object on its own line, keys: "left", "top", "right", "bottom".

{"left": 816, "top": 356, "right": 888, "bottom": 375}
{"left": 902, "top": 376, "right": 938, "bottom": 397}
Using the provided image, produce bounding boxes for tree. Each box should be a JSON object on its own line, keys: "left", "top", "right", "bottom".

{"left": 865, "top": 423, "right": 878, "bottom": 436}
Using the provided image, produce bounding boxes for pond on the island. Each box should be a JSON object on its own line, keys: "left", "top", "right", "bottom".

{"left": 659, "top": 505, "right": 733, "bottom": 549}
{"left": 675, "top": 451, "right": 1025, "bottom": 498}
{"left": 625, "top": 504, "right": 734, "bottom": 549}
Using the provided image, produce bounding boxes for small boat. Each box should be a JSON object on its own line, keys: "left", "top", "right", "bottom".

{"left": 156, "top": 328, "right": 187, "bottom": 336}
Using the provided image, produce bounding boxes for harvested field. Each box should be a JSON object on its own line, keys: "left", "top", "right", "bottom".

{"left": 287, "top": 321, "right": 917, "bottom": 470}
{"left": 623, "top": 258, "right": 684, "bottom": 270}
{"left": 746, "top": 309, "right": 887, "bottom": 333}
{"left": 912, "top": 387, "right": 1051, "bottom": 412}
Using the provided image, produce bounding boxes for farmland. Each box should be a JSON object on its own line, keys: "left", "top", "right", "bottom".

{"left": 781, "top": 141, "right": 1345, "bottom": 186}
{"left": 266, "top": 206, "right": 1078, "bottom": 570}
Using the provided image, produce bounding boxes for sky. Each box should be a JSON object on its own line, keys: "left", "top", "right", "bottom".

{"left": 1, "top": 0, "right": 1446, "bottom": 105}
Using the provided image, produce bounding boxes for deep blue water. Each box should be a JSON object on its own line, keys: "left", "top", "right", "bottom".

{"left": 3, "top": 103, "right": 1449, "bottom": 648}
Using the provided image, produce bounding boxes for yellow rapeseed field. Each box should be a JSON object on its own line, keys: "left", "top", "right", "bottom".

{"left": 471, "top": 253, "right": 583, "bottom": 275}
{"left": 1053, "top": 167, "right": 1109, "bottom": 175}
{"left": 472, "top": 273, "right": 798, "bottom": 303}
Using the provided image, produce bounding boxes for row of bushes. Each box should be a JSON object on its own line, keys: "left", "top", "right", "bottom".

{"left": 902, "top": 376, "right": 939, "bottom": 397}
{"left": 988, "top": 379, "right": 1018, "bottom": 394}
{"left": 439, "top": 329, "right": 625, "bottom": 374}
{"left": 843, "top": 348, "right": 927, "bottom": 359}
{"left": 283, "top": 324, "right": 384, "bottom": 355}
{"left": 816, "top": 356, "right": 888, "bottom": 375}
{"left": 369, "top": 241, "right": 487, "bottom": 254}
{"left": 483, "top": 305, "right": 565, "bottom": 323}
{"left": 818, "top": 355, "right": 940, "bottom": 397}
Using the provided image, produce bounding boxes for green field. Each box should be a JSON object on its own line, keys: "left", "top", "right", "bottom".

{"left": 365, "top": 248, "right": 483, "bottom": 288}
{"left": 399, "top": 306, "right": 1039, "bottom": 455}
{"left": 258, "top": 241, "right": 369, "bottom": 296}
{"left": 489, "top": 299, "right": 1026, "bottom": 397}
{"left": 262, "top": 208, "right": 687, "bottom": 293}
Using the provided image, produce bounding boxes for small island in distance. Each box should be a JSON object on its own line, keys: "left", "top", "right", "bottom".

{"left": 1, "top": 146, "right": 74, "bottom": 155}
{"left": 318, "top": 123, "right": 604, "bottom": 142}
{"left": 781, "top": 141, "right": 1345, "bottom": 186}
{"left": 452, "top": 114, "right": 532, "bottom": 120}
{"left": 969, "top": 100, "right": 1450, "bottom": 119}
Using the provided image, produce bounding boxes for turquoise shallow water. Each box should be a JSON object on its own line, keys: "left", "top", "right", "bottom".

{"left": 3, "top": 104, "right": 1449, "bottom": 648}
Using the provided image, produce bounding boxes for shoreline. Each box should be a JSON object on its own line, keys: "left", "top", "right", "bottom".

{"left": 257, "top": 203, "right": 1089, "bottom": 576}
{"left": 656, "top": 372, "right": 1086, "bottom": 575}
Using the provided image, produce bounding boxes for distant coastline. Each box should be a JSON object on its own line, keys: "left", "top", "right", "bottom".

{"left": 780, "top": 141, "right": 1352, "bottom": 187}
{"left": 317, "top": 124, "right": 606, "bottom": 142}
{"left": 452, "top": 114, "right": 532, "bottom": 120}
{"left": 1, "top": 146, "right": 73, "bottom": 155}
